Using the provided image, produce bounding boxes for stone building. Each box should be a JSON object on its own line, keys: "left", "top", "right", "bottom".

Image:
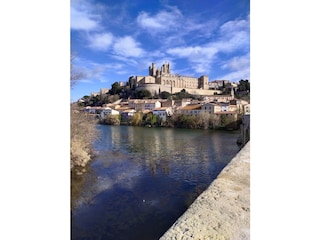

{"left": 129, "top": 63, "right": 216, "bottom": 96}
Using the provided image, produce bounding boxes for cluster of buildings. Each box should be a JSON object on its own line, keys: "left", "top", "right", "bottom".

{"left": 84, "top": 92, "right": 250, "bottom": 125}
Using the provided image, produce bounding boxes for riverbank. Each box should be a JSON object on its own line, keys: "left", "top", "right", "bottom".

{"left": 99, "top": 113, "right": 242, "bottom": 131}
{"left": 160, "top": 141, "right": 250, "bottom": 239}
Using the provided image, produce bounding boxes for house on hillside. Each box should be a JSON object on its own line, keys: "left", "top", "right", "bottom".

{"left": 84, "top": 106, "right": 102, "bottom": 114}
{"left": 201, "top": 102, "right": 237, "bottom": 114}
{"left": 201, "top": 103, "right": 215, "bottom": 114}
{"left": 230, "top": 99, "right": 249, "bottom": 114}
{"left": 121, "top": 109, "right": 136, "bottom": 121}
{"left": 100, "top": 107, "right": 120, "bottom": 119}
{"left": 128, "top": 99, "right": 162, "bottom": 111}
{"left": 152, "top": 107, "right": 173, "bottom": 121}
{"left": 179, "top": 104, "right": 202, "bottom": 116}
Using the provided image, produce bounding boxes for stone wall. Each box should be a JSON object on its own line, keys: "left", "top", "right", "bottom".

{"left": 136, "top": 84, "right": 221, "bottom": 96}
{"left": 160, "top": 142, "right": 250, "bottom": 240}
{"left": 237, "top": 114, "right": 250, "bottom": 147}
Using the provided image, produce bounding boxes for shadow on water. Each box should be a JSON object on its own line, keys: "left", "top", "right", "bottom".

{"left": 71, "top": 126, "right": 241, "bottom": 240}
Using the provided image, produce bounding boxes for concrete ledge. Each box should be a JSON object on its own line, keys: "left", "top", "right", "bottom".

{"left": 160, "top": 142, "right": 250, "bottom": 240}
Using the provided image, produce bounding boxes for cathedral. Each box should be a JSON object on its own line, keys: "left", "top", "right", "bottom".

{"left": 129, "top": 62, "right": 209, "bottom": 91}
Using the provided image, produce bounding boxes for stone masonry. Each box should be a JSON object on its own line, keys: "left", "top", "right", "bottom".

{"left": 160, "top": 142, "right": 250, "bottom": 240}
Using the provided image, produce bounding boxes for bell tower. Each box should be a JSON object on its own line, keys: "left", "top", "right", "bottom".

{"left": 149, "top": 63, "right": 157, "bottom": 77}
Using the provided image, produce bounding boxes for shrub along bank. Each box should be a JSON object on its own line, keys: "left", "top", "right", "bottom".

{"left": 99, "top": 112, "right": 241, "bottom": 130}
{"left": 70, "top": 106, "right": 100, "bottom": 174}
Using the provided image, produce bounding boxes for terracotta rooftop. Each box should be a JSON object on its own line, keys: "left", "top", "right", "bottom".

{"left": 181, "top": 104, "right": 202, "bottom": 110}
{"left": 214, "top": 111, "right": 238, "bottom": 114}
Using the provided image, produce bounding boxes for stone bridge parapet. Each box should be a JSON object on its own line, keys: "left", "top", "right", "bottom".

{"left": 160, "top": 142, "right": 250, "bottom": 240}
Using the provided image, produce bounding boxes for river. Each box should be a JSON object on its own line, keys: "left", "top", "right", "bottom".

{"left": 71, "top": 125, "right": 241, "bottom": 240}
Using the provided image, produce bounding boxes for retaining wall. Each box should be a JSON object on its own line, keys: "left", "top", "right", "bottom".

{"left": 160, "top": 142, "right": 250, "bottom": 240}
{"left": 136, "top": 84, "right": 221, "bottom": 96}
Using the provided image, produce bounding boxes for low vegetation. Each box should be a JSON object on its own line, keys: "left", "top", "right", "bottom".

{"left": 99, "top": 115, "right": 120, "bottom": 125}
{"left": 70, "top": 104, "right": 100, "bottom": 174}
{"left": 98, "top": 110, "right": 241, "bottom": 130}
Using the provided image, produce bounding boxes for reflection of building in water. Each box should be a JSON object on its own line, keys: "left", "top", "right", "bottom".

{"left": 109, "top": 125, "right": 122, "bottom": 149}
{"left": 153, "top": 131, "right": 161, "bottom": 157}
{"left": 129, "top": 63, "right": 220, "bottom": 96}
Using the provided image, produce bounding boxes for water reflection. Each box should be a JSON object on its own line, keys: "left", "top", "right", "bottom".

{"left": 71, "top": 125, "right": 240, "bottom": 240}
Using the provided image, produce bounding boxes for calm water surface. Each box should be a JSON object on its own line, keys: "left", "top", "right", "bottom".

{"left": 71, "top": 125, "right": 240, "bottom": 240}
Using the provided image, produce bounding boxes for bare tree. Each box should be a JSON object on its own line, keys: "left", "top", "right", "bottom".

{"left": 70, "top": 53, "right": 85, "bottom": 88}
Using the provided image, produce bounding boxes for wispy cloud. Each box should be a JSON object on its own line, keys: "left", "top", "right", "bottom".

{"left": 216, "top": 68, "right": 250, "bottom": 82}
{"left": 218, "top": 53, "right": 250, "bottom": 81}
{"left": 214, "top": 15, "right": 250, "bottom": 52}
{"left": 73, "top": 57, "right": 129, "bottom": 83}
{"left": 70, "top": 0, "right": 101, "bottom": 31}
{"left": 166, "top": 45, "right": 218, "bottom": 74}
{"left": 87, "top": 32, "right": 114, "bottom": 51}
{"left": 137, "top": 7, "right": 183, "bottom": 33}
{"left": 112, "top": 36, "right": 145, "bottom": 58}
{"left": 220, "top": 17, "right": 249, "bottom": 35}
{"left": 166, "top": 46, "right": 218, "bottom": 59}
{"left": 221, "top": 54, "right": 250, "bottom": 71}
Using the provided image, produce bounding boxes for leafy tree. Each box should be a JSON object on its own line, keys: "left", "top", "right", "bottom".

{"left": 110, "top": 82, "right": 122, "bottom": 95}
{"left": 107, "top": 94, "right": 120, "bottom": 103}
{"left": 143, "top": 113, "right": 162, "bottom": 127}
{"left": 238, "top": 79, "right": 250, "bottom": 91}
{"left": 90, "top": 95, "right": 101, "bottom": 106}
{"left": 131, "top": 112, "right": 143, "bottom": 126}
{"left": 135, "top": 89, "right": 152, "bottom": 99}
{"left": 173, "top": 89, "right": 192, "bottom": 100}
{"left": 160, "top": 91, "right": 171, "bottom": 99}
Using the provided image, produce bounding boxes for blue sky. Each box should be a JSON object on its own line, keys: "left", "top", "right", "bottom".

{"left": 70, "top": 0, "right": 250, "bottom": 101}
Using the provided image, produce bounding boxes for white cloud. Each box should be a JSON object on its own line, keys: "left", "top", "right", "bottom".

{"left": 221, "top": 54, "right": 250, "bottom": 71}
{"left": 70, "top": 6, "right": 100, "bottom": 31}
{"left": 218, "top": 53, "right": 250, "bottom": 81}
{"left": 88, "top": 32, "right": 114, "bottom": 51}
{"left": 167, "top": 46, "right": 217, "bottom": 59}
{"left": 220, "top": 18, "right": 249, "bottom": 35}
{"left": 217, "top": 68, "right": 250, "bottom": 82}
{"left": 137, "top": 12, "right": 165, "bottom": 30}
{"left": 137, "top": 8, "right": 182, "bottom": 33}
{"left": 167, "top": 45, "right": 218, "bottom": 74}
{"left": 113, "top": 36, "right": 145, "bottom": 58}
{"left": 213, "top": 31, "right": 249, "bottom": 53}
